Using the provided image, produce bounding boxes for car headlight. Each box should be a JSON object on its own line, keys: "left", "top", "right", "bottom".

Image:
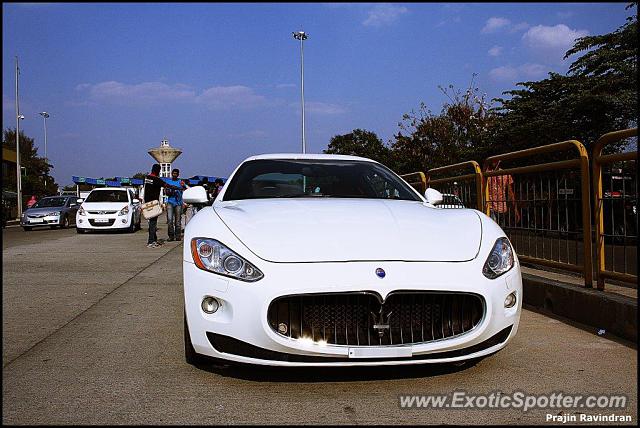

{"left": 78, "top": 207, "right": 86, "bottom": 216}
{"left": 46, "top": 211, "right": 61, "bottom": 216}
{"left": 190, "top": 238, "right": 264, "bottom": 282}
{"left": 482, "top": 237, "right": 515, "bottom": 279}
{"left": 118, "top": 206, "right": 129, "bottom": 216}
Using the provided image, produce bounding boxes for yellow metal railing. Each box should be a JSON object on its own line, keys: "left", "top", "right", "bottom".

{"left": 427, "top": 161, "right": 484, "bottom": 211}
{"left": 399, "top": 171, "right": 427, "bottom": 194}
{"left": 483, "top": 140, "right": 593, "bottom": 287}
{"left": 593, "top": 128, "right": 638, "bottom": 290}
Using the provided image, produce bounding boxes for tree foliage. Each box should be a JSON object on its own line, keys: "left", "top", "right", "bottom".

{"left": 492, "top": 4, "right": 637, "bottom": 155}
{"left": 391, "top": 76, "right": 498, "bottom": 173}
{"left": 324, "top": 129, "right": 392, "bottom": 166}
{"left": 2, "top": 128, "right": 58, "bottom": 202}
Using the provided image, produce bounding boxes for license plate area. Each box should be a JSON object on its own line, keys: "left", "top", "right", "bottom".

{"left": 94, "top": 218, "right": 110, "bottom": 223}
{"left": 29, "top": 218, "right": 43, "bottom": 223}
{"left": 348, "top": 347, "right": 412, "bottom": 359}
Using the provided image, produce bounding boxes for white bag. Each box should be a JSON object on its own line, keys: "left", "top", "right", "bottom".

{"left": 141, "top": 200, "right": 165, "bottom": 220}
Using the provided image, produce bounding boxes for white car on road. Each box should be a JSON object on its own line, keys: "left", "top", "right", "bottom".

{"left": 182, "top": 154, "right": 522, "bottom": 367}
{"left": 76, "top": 187, "right": 141, "bottom": 233}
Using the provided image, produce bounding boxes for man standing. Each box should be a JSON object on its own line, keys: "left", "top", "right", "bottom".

{"left": 143, "top": 163, "right": 178, "bottom": 248}
{"left": 165, "top": 168, "right": 186, "bottom": 241}
{"left": 487, "top": 159, "right": 520, "bottom": 226}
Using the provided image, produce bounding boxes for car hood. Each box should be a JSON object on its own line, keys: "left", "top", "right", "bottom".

{"left": 213, "top": 199, "right": 482, "bottom": 263}
{"left": 25, "top": 206, "right": 66, "bottom": 215}
{"left": 81, "top": 202, "right": 128, "bottom": 211}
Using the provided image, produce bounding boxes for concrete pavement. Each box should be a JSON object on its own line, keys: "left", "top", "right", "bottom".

{"left": 2, "top": 225, "right": 637, "bottom": 424}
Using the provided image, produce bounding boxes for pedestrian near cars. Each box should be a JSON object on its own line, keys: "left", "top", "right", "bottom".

{"left": 211, "top": 178, "right": 224, "bottom": 202}
{"left": 165, "top": 168, "right": 187, "bottom": 241}
{"left": 142, "top": 163, "right": 180, "bottom": 248}
{"left": 27, "top": 195, "right": 37, "bottom": 208}
{"left": 486, "top": 159, "right": 520, "bottom": 226}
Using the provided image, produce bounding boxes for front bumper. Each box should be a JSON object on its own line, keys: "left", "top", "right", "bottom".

{"left": 76, "top": 214, "right": 131, "bottom": 230}
{"left": 183, "top": 259, "right": 522, "bottom": 367}
{"left": 22, "top": 214, "right": 61, "bottom": 226}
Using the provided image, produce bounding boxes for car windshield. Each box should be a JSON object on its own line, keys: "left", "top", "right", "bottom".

{"left": 32, "top": 197, "right": 67, "bottom": 208}
{"left": 223, "top": 159, "right": 422, "bottom": 202}
{"left": 85, "top": 190, "right": 128, "bottom": 203}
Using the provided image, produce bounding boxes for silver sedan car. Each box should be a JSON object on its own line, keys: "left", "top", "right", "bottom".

{"left": 21, "top": 195, "right": 82, "bottom": 231}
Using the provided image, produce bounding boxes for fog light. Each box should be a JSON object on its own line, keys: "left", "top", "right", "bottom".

{"left": 78, "top": 219, "right": 83, "bottom": 223}
{"left": 201, "top": 297, "right": 220, "bottom": 314}
{"left": 504, "top": 292, "right": 517, "bottom": 308}
{"left": 122, "top": 219, "right": 127, "bottom": 223}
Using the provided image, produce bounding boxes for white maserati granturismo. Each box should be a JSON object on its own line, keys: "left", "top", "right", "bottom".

{"left": 182, "top": 154, "right": 522, "bottom": 367}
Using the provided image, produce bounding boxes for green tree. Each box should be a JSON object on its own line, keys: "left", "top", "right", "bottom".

{"left": 2, "top": 128, "right": 58, "bottom": 205}
{"left": 132, "top": 172, "right": 147, "bottom": 179}
{"left": 492, "top": 4, "right": 637, "bottom": 155}
{"left": 391, "top": 76, "right": 498, "bottom": 173}
{"left": 324, "top": 129, "right": 392, "bottom": 166}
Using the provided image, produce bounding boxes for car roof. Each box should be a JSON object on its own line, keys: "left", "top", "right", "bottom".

{"left": 89, "top": 187, "right": 127, "bottom": 191}
{"left": 242, "top": 153, "right": 377, "bottom": 163}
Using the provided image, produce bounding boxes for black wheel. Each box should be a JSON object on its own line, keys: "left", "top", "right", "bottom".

{"left": 60, "top": 216, "right": 69, "bottom": 229}
{"left": 127, "top": 217, "right": 136, "bottom": 233}
{"left": 184, "top": 312, "right": 208, "bottom": 366}
{"left": 23, "top": 226, "right": 32, "bottom": 232}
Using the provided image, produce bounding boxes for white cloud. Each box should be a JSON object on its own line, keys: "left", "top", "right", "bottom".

{"left": 489, "top": 66, "right": 518, "bottom": 82}
{"left": 74, "top": 81, "right": 268, "bottom": 109}
{"left": 196, "top": 85, "right": 267, "bottom": 109}
{"left": 481, "top": 17, "right": 510, "bottom": 34}
{"left": 488, "top": 46, "right": 503, "bottom": 57}
{"left": 522, "top": 24, "right": 589, "bottom": 60}
{"left": 363, "top": 4, "right": 408, "bottom": 27}
{"left": 75, "top": 81, "right": 195, "bottom": 105}
{"left": 489, "top": 63, "right": 548, "bottom": 82}
{"left": 511, "top": 22, "right": 530, "bottom": 33}
{"left": 518, "top": 63, "right": 548, "bottom": 79}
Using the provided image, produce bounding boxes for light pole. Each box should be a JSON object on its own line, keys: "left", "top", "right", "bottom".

{"left": 292, "top": 30, "right": 308, "bottom": 154}
{"left": 15, "top": 56, "right": 24, "bottom": 219}
{"left": 39, "top": 112, "right": 50, "bottom": 187}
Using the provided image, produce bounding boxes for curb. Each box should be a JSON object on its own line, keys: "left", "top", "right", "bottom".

{"left": 522, "top": 272, "right": 637, "bottom": 342}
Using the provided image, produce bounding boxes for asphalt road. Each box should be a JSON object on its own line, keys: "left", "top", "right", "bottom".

{"left": 2, "top": 224, "right": 637, "bottom": 424}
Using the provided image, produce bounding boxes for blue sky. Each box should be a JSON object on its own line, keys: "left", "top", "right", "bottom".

{"left": 2, "top": 2, "right": 632, "bottom": 187}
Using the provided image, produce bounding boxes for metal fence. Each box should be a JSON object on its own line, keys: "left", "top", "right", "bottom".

{"left": 410, "top": 130, "right": 638, "bottom": 290}
{"left": 427, "top": 161, "right": 484, "bottom": 210}
{"left": 593, "top": 128, "right": 638, "bottom": 289}
{"left": 482, "top": 140, "right": 593, "bottom": 287}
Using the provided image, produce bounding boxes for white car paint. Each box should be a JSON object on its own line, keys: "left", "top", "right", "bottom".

{"left": 183, "top": 154, "right": 522, "bottom": 367}
{"left": 76, "top": 187, "right": 141, "bottom": 232}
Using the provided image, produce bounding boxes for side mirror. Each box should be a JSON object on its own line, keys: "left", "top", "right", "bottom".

{"left": 183, "top": 186, "right": 209, "bottom": 204}
{"left": 132, "top": 198, "right": 140, "bottom": 204}
{"left": 77, "top": 199, "right": 84, "bottom": 204}
{"left": 424, "top": 188, "right": 443, "bottom": 206}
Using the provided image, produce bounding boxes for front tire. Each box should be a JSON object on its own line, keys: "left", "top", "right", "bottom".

{"left": 127, "top": 218, "right": 136, "bottom": 233}
{"left": 60, "top": 215, "right": 69, "bottom": 229}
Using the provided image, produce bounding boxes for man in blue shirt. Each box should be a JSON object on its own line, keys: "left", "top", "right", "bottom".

{"left": 165, "top": 168, "right": 187, "bottom": 241}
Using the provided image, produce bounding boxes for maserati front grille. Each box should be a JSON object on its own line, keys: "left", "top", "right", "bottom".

{"left": 267, "top": 291, "right": 484, "bottom": 346}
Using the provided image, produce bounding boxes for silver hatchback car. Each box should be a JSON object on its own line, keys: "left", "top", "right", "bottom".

{"left": 21, "top": 195, "right": 82, "bottom": 231}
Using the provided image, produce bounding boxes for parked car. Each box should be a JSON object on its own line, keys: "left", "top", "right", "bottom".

{"left": 76, "top": 187, "right": 141, "bottom": 233}
{"left": 21, "top": 195, "right": 82, "bottom": 231}
{"left": 182, "top": 154, "right": 522, "bottom": 368}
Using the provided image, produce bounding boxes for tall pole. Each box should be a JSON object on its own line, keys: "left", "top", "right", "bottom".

{"left": 39, "top": 112, "right": 50, "bottom": 187}
{"left": 15, "top": 56, "right": 23, "bottom": 220}
{"left": 293, "top": 31, "right": 308, "bottom": 154}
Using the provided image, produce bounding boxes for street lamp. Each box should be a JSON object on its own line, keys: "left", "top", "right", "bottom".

{"left": 16, "top": 114, "right": 25, "bottom": 219}
{"left": 292, "top": 30, "right": 308, "bottom": 154}
{"left": 39, "top": 112, "right": 50, "bottom": 187}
